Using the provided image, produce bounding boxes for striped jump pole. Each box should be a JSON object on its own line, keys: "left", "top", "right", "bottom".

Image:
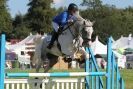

{"left": 6, "top": 72, "right": 106, "bottom": 77}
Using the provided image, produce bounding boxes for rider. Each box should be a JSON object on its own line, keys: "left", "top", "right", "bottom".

{"left": 47, "top": 3, "right": 79, "bottom": 49}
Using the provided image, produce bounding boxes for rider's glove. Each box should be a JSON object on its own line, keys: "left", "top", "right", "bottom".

{"left": 68, "top": 19, "right": 74, "bottom": 24}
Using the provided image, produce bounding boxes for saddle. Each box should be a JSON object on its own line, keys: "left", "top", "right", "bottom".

{"left": 46, "top": 35, "right": 63, "bottom": 55}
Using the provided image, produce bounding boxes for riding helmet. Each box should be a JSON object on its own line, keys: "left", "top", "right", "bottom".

{"left": 68, "top": 3, "right": 78, "bottom": 11}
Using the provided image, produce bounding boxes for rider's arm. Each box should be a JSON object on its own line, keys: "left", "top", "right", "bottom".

{"left": 60, "top": 12, "right": 68, "bottom": 26}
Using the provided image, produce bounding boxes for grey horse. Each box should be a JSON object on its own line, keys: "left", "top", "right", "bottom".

{"left": 32, "top": 12, "right": 94, "bottom": 73}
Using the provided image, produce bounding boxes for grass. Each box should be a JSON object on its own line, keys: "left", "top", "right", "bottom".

{"left": 5, "top": 68, "right": 133, "bottom": 89}
{"left": 121, "top": 69, "right": 133, "bottom": 89}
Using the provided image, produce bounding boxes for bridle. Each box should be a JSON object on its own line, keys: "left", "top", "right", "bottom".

{"left": 66, "top": 20, "right": 93, "bottom": 39}
{"left": 66, "top": 20, "right": 93, "bottom": 48}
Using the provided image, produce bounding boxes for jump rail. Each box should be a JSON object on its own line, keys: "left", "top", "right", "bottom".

{"left": 0, "top": 34, "right": 125, "bottom": 89}
{"left": 6, "top": 72, "right": 106, "bottom": 77}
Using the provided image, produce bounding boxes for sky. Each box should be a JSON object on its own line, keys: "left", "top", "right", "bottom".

{"left": 7, "top": 0, "right": 133, "bottom": 18}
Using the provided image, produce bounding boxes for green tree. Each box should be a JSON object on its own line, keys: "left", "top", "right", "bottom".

{"left": 26, "top": 0, "right": 56, "bottom": 32}
{"left": 0, "top": 0, "right": 12, "bottom": 38}
{"left": 81, "top": 4, "right": 133, "bottom": 42}
{"left": 12, "top": 14, "right": 31, "bottom": 39}
{"left": 81, "top": 0, "right": 102, "bottom": 9}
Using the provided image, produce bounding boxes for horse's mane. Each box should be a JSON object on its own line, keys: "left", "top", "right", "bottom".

{"left": 74, "top": 11, "right": 94, "bottom": 27}
{"left": 74, "top": 11, "right": 85, "bottom": 21}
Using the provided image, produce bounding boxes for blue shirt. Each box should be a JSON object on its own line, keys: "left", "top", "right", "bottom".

{"left": 53, "top": 11, "right": 71, "bottom": 27}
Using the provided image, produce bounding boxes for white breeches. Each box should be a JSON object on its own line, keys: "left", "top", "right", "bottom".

{"left": 52, "top": 22, "right": 59, "bottom": 32}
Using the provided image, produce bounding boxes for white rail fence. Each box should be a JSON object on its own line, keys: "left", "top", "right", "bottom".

{"left": 4, "top": 78, "right": 85, "bottom": 89}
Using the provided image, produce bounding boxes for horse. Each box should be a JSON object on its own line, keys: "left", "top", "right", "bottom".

{"left": 32, "top": 12, "right": 94, "bottom": 73}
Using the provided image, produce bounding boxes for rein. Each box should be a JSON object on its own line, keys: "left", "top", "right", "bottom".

{"left": 61, "top": 20, "right": 77, "bottom": 33}
{"left": 59, "top": 20, "right": 78, "bottom": 39}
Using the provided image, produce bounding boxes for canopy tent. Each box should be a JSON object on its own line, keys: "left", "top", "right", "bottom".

{"left": 6, "top": 33, "right": 48, "bottom": 51}
{"left": 91, "top": 36, "right": 107, "bottom": 55}
{"left": 5, "top": 33, "right": 49, "bottom": 66}
{"left": 113, "top": 51, "right": 126, "bottom": 68}
{"left": 113, "top": 34, "right": 133, "bottom": 49}
{"left": 6, "top": 34, "right": 35, "bottom": 51}
{"left": 90, "top": 36, "right": 126, "bottom": 68}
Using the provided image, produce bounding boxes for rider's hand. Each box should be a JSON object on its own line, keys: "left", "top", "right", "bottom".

{"left": 68, "top": 19, "right": 74, "bottom": 24}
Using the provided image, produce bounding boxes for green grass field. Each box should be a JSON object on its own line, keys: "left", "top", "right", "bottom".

{"left": 6, "top": 68, "right": 133, "bottom": 89}
{"left": 121, "top": 69, "right": 133, "bottom": 89}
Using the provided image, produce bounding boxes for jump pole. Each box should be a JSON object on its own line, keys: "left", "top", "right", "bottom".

{"left": 85, "top": 47, "right": 90, "bottom": 89}
{"left": 6, "top": 72, "right": 106, "bottom": 77}
{"left": 106, "top": 37, "right": 112, "bottom": 89}
{"left": 0, "top": 34, "right": 6, "bottom": 89}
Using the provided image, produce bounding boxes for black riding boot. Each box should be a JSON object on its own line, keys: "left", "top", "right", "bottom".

{"left": 47, "top": 32, "right": 59, "bottom": 49}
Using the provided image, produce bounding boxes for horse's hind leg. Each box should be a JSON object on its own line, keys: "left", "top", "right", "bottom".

{"left": 38, "top": 58, "right": 50, "bottom": 89}
{"left": 43, "top": 58, "right": 50, "bottom": 73}
{"left": 35, "top": 59, "right": 42, "bottom": 87}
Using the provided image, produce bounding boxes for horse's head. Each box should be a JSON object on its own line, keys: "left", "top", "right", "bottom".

{"left": 81, "top": 20, "right": 94, "bottom": 46}
{"left": 71, "top": 14, "right": 94, "bottom": 47}
{"left": 66, "top": 13, "right": 95, "bottom": 61}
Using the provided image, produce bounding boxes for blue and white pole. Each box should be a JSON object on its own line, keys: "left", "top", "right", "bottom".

{"left": 6, "top": 72, "right": 106, "bottom": 77}
{"left": 85, "top": 47, "right": 90, "bottom": 89}
{"left": 0, "top": 34, "right": 6, "bottom": 89}
{"left": 106, "top": 37, "right": 112, "bottom": 89}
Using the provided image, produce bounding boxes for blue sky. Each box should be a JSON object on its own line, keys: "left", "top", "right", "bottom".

{"left": 7, "top": 0, "right": 133, "bottom": 18}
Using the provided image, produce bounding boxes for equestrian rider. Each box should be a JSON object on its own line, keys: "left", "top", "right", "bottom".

{"left": 47, "top": 3, "right": 79, "bottom": 49}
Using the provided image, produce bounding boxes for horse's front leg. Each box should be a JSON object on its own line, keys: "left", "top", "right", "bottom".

{"left": 79, "top": 47, "right": 90, "bottom": 59}
{"left": 87, "top": 29, "right": 93, "bottom": 47}
{"left": 35, "top": 57, "right": 42, "bottom": 73}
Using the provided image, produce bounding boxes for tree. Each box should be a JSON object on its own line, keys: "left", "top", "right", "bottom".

{"left": 81, "top": 0, "right": 102, "bottom": 9}
{"left": 81, "top": 4, "right": 133, "bottom": 42}
{"left": 0, "top": 0, "right": 12, "bottom": 38}
{"left": 26, "top": 0, "right": 56, "bottom": 33}
{"left": 12, "top": 14, "right": 31, "bottom": 39}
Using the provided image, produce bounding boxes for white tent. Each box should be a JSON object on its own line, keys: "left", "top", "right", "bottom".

{"left": 113, "top": 34, "right": 133, "bottom": 49}
{"left": 6, "top": 33, "right": 48, "bottom": 53}
{"left": 113, "top": 51, "right": 126, "bottom": 68}
{"left": 6, "top": 34, "right": 36, "bottom": 65}
{"left": 90, "top": 36, "right": 126, "bottom": 68}
{"left": 91, "top": 36, "right": 107, "bottom": 55}
{"left": 6, "top": 34, "right": 35, "bottom": 51}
